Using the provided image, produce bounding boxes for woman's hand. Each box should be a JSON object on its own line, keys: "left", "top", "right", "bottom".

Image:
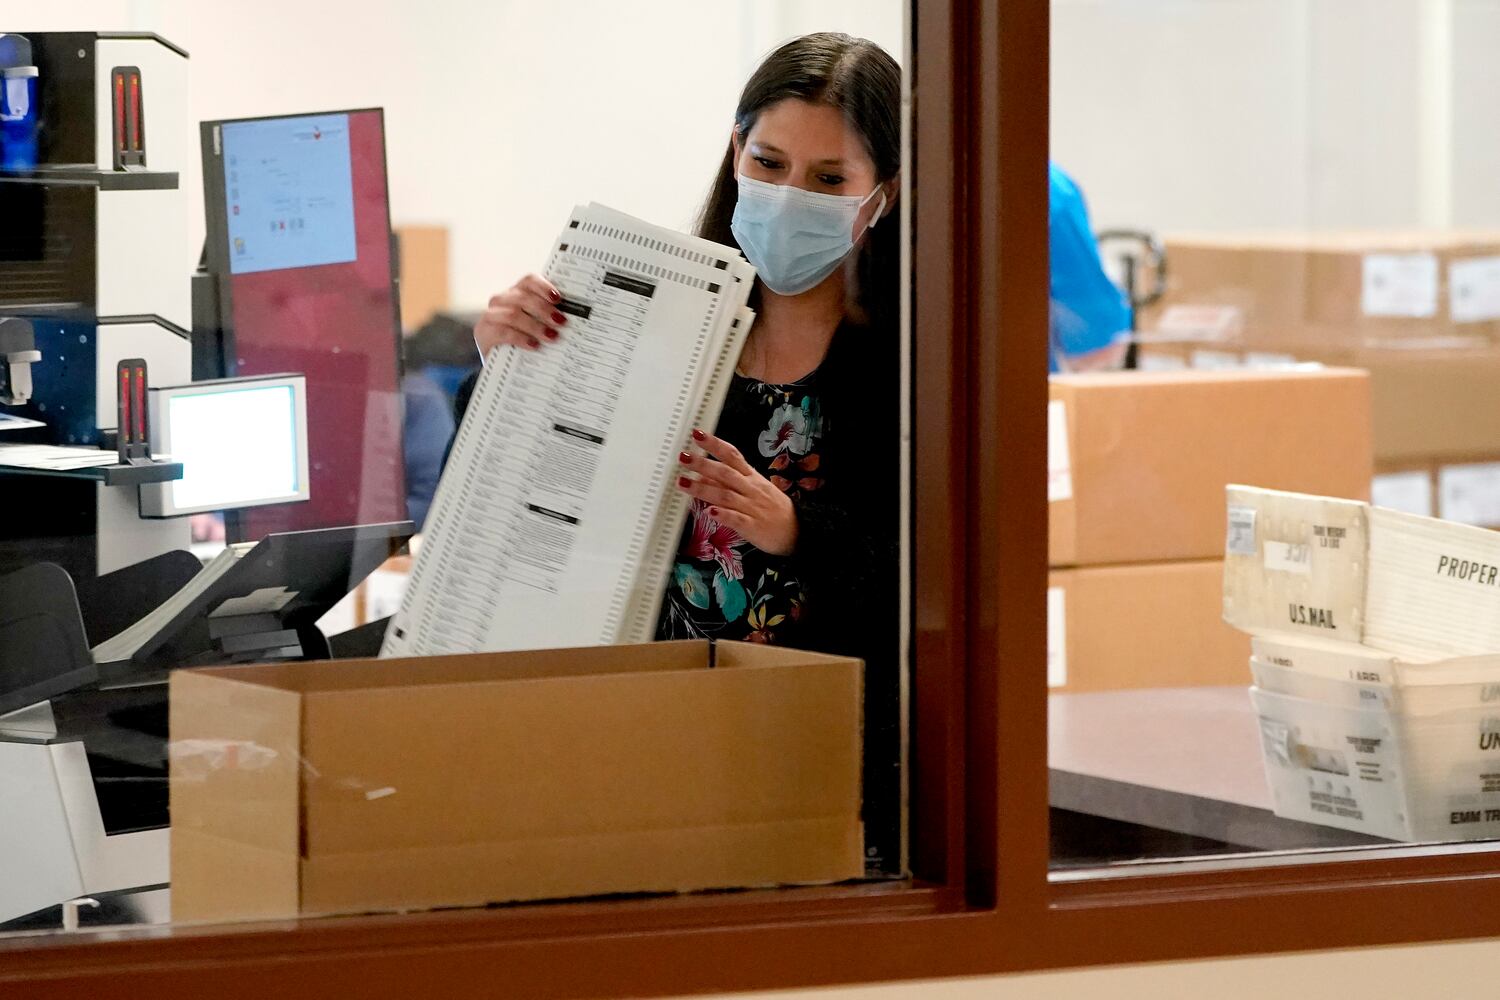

{"left": 474, "top": 274, "right": 568, "bottom": 359}
{"left": 676, "top": 429, "right": 798, "bottom": 556}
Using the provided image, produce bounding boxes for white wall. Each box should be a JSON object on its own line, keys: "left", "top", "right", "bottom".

{"left": 28, "top": 0, "right": 902, "bottom": 314}
{"left": 1050, "top": 0, "right": 1314, "bottom": 234}
{"left": 1051, "top": 0, "right": 1500, "bottom": 236}
{"left": 1449, "top": 0, "right": 1500, "bottom": 224}
{"left": 691, "top": 934, "right": 1500, "bottom": 999}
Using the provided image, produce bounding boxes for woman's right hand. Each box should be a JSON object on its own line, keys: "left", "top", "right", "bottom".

{"left": 474, "top": 273, "right": 568, "bottom": 359}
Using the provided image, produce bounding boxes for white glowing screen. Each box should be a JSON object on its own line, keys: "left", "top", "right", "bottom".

{"left": 166, "top": 384, "right": 301, "bottom": 510}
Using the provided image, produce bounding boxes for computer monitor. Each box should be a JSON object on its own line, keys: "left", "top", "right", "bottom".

{"left": 140, "top": 374, "right": 309, "bottom": 517}
{"left": 199, "top": 108, "right": 406, "bottom": 541}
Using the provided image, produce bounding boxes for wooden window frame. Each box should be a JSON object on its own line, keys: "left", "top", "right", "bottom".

{"left": 7, "top": 2, "right": 1500, "bottom": 997}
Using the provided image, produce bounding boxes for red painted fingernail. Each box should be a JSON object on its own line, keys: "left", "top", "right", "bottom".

{"left": 551, "top": 311, "right": 567, "bottom": 325}
{"left": 691, "top": 428, "right": 706, "bottom": 441}
{"left": 544, "top": 328, "right": 559, "bottom": 340}
{"left": 549, "top": 288, "right": 562, "bottom": 303}
{"left": 677, "top": 475, "right": 692, "bottom": 488}
{"left": 678, "top": 451, "right": 692, "bottom": 464}
{"left": 709, "top": 507, "right": 720, "bottom": 517}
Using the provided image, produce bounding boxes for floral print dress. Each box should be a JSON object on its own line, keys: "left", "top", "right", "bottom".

{"left": 656, "top": 369, "right": 826, "bottom": 645}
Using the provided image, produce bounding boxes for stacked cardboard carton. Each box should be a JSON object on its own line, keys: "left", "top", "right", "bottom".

{"left": 395, "top": 224, "right": 450, "bottom": 332}
{"left": 1226, "top": 485, "right": 1500, "bottom": 841}
{"left": 1046, "top": 369, "right": 1372, "bottom": 693}
{"left": 1137, "top": 231, "right": 1500, "bottom": 530}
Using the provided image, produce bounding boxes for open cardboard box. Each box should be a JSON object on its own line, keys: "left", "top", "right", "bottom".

{"left": 170, "top": 640, "right": 864, "bottom": 924}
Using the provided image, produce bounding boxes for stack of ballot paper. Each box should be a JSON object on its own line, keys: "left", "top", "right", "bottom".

{"left": 1224, "top": 485, "right": 1500, "bottom": 841}
{"left": 382, "top": 204, "right": 755, "bottom": 657}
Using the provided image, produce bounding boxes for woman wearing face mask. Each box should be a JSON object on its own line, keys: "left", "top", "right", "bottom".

{"left": 467, "top": 32, "right": 902, "bottom": 875}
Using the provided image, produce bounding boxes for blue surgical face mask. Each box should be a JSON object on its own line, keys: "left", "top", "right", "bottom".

{"left": 730, "top": 173, "right": 887, "bottom": 296}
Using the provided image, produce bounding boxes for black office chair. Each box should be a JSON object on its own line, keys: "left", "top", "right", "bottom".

{"left": 0, "top": 562, "right": 96, "bottom": 717}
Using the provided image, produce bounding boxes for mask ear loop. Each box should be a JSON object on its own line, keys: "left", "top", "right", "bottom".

{"left": 863, "top": 188, "right": 889, "bottom": 231}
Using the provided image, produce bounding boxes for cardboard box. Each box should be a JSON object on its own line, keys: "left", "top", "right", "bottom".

{"left": 1140, "top": 231, "right": 1500, "bottom": 348}
{"left": 1049, "top": 368, "right": 1373, "bottom": 567}
{"left": 395, "top": 225, "right": 450, "bottom": 332}
{"left": 1355, "top": 349, "right": 1500, "bottom": 463}
{"left": 1130, "top": 342, "right": 1500, "bottom": 466}
{"left": 170, "top": 641, "right": 864, "bottom": 924}
{"left": 1047, "top": 560, "right": 1250, "bottom": 693}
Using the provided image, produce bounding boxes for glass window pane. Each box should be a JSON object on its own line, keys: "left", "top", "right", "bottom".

{"left": 0, "top": 0, "right": 910, "bottom": 938}
{"left": 1050, "top": 0, "right": 1500, "bottom": 874}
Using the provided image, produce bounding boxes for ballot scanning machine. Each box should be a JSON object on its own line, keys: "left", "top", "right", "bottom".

{"left": 0, "top": 32, "right": 412, "bottom": 929}
{"left": 0, "top": 31, "right": 194, "bottom": 582}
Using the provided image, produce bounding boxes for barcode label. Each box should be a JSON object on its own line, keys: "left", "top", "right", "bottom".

{"left": 1227, "top": 505, "right": 1258, "bottom": 556}
{"left": 1265, "top": 540, "right": 1313, "bottom": 575}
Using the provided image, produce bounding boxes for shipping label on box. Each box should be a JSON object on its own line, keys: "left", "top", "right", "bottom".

{"left": 1437, "top": 462, "right": 1500, "bottom": 528}
{"left": 1251, "top": 686, "right": 1410, "bottom": 840}
{"left": 1362, "top": 253, "right": 1439, "bottom": 318}
{"left": 1450, "top": 257, "right": 1500, "bottom": 323}
{"left": 1372, "top": 469, "right": 1435, "bottom": 519}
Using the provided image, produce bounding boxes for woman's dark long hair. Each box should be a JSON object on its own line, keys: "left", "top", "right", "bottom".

{"left": 697, "top": 32, "right": 901, "bottom": 329}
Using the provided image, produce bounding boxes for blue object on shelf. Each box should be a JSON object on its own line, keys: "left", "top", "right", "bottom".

{"left": 0, "top": 33, "right": 39, "bottom": 172}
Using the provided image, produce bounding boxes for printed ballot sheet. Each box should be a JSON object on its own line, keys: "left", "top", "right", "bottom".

{"left": 382, "top": 204, "right": 754, "bottom": 657}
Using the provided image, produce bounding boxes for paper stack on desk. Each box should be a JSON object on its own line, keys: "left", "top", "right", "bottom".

{"left": 1224, "top": 485, "right": 1500, "bottom": 841}
{"left": 381, "top": 204, "right": 755, "bottom": 657}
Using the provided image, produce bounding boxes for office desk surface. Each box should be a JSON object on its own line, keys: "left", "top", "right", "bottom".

{"left": 1049, "top": 686, "right": 1388, "bottom": 852}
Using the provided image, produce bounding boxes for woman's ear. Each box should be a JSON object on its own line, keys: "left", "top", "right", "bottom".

{"left": 730, "top": 125, "right": 744, "bottom": 161}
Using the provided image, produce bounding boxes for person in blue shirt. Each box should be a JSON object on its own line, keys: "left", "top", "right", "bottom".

{"left": 402, "top": 368, "right": 456, "bottom": 531}
{"left": 1049, "top": 164, "right": 1131, "bottom": 372}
